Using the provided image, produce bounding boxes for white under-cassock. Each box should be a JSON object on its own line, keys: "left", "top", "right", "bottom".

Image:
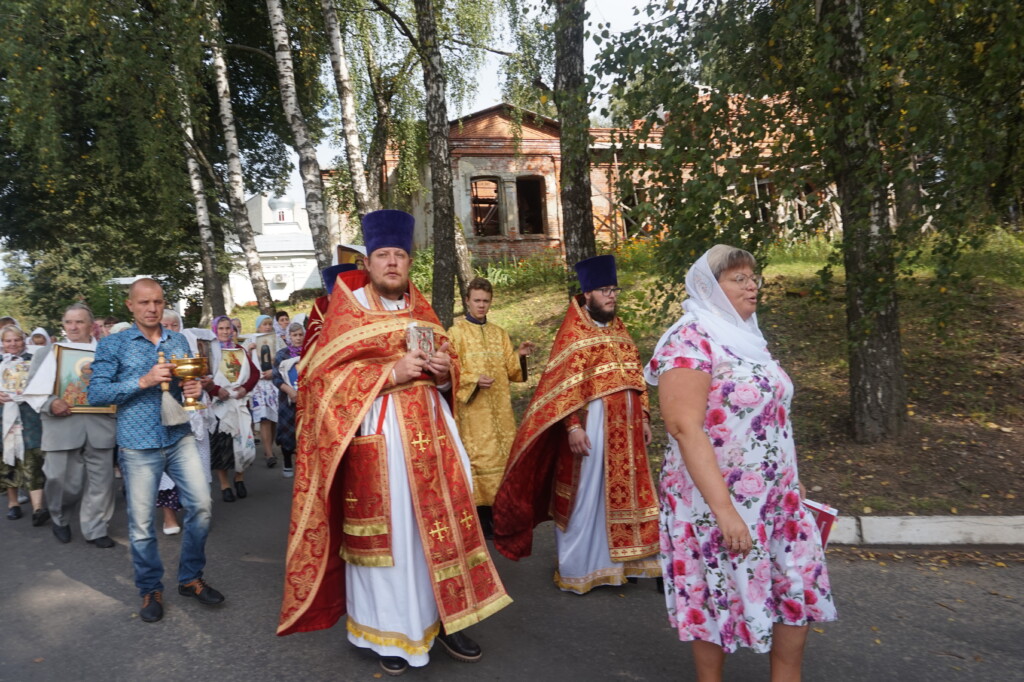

{"left": 344, "top": 288, "right": 474, "bottom": 667}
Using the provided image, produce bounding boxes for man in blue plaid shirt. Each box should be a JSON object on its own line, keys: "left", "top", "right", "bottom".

{"left": 89, "top": 278, "right": 225, "bottom": 623}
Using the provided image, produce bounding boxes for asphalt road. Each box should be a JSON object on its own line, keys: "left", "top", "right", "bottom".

{"left": 1, "top": 460, "right": 1021, "bottom": 682}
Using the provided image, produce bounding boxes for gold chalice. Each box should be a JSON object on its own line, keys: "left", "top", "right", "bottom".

{"left": 170, "top": 354, "right": 209, "bottom": 411}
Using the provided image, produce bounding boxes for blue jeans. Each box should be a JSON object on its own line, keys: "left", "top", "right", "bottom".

{"left": 119, "top": 435, "right": 212, "bottom": 596}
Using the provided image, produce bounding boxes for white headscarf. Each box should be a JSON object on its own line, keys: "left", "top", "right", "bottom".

{"left": 26, "top": 327, "right": 52, "bottom": 355}
{"left": 645, "top": 246, "right": 771, "bottom": 386}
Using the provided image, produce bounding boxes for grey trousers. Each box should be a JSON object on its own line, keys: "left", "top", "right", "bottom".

{"left": 43, "top": 444, "right": 116, "bottom": 541}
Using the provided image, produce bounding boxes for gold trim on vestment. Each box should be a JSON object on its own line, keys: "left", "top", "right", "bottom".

{"left": 466, "top": 549, "right": 489, "bottom": 569}
{"left": 342, "top": 522, "right": 389, "bottom": 537}
{"left": 544, "top": 334, "right": 631, "bottom": 373}
{"left": 442, "top": 594, "right": 514, "bottom": 635}
{"left": 524, "top": 362, "right": 637, "bottom": 423}
{"left": 346, "top": 618, "right": 440, "bottom": 656}
{"left": 380, "top": 378, "right": 433, "bottom": 395}
{"left": 553, "top": 559, "right": 661, "bottom": 594}
{"left": 433, "top": 564, "right": 464, "bottom": 582}
{"left": 339, "top": 549, "right": 395, "bottom": 567}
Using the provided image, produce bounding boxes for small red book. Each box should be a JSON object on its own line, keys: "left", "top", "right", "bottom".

{"left": 803, "top": 499, "right": 839, "bottom": 547}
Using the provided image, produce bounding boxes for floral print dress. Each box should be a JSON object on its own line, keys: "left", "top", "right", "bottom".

{"left": 648, "top": 319, "right": 836, "bottom": 653}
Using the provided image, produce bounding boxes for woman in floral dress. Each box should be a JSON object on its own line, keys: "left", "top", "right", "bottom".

{"left": 645, "top": 245, "right": 836, "bottom": 681}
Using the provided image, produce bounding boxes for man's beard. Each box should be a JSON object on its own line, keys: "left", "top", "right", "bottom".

{"left": 587, "top": 304, "right": 616, "bottom": 324}
{"left": 370, "top": 276, "right": 408, "bottom": 300}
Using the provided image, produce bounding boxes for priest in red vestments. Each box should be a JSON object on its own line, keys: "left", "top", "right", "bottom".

{"left": 494, "top": 255, "right": 661, "bottom": 594}
{"left": 278, "top": 210, "right": 511, "bottom": 677}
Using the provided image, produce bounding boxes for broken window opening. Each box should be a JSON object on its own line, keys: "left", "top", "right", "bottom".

{"left": 516, "top": 176, "right": 545, "bottom": 235}
{"left": 471, "top": 177, "right": 502, "bottom": 237}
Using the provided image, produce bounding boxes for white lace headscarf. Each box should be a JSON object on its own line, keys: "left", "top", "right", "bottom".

{"left": 646, "top": 245, "right": 771, "bottom": 385}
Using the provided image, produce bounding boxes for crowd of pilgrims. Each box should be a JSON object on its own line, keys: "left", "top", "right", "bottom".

{"left": 0, "top": 227, "right": 836, "bottom": 681}
{"left": 0, "top": 309, "right": 302, "bottom": 534}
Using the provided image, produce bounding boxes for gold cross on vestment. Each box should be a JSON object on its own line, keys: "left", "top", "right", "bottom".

{"left": 460, "top": 510, "right": 474, "bottom": 530}
{"left": 345, "top": 491, "right": 358, "bottom": 507}
{"left": 412, "top": 431, "right": 432, "bottom": 453}
{"left": 429, "top": 520, "right": 449, "bottom": 543}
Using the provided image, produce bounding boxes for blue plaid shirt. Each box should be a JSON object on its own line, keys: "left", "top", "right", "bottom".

{"left": 88, "top": 324, "right": 193, "bottom": 450}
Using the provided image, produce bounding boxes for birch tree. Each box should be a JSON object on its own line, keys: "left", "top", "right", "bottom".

{"left": 265, "top": 0, "right": 333, "bottom": 270}
{"left": 208, "top": 9, "right": 275, "bottom": 314}
{"left": 823, "top": 0, "right": 906, "bottom": 441}
{"left": 321, "top": 0, "right": 377, "bottom": 218}
{"left": 176, "top": 72, "right": 227, "bottom": 321}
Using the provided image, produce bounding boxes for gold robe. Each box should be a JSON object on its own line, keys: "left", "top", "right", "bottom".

{"left": 447, "top": 317, "right": 525, "bottom": 506}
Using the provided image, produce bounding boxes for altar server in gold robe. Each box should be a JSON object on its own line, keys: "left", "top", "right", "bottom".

{"left": 447, "top": 277, "right": 534, "bottom": 537}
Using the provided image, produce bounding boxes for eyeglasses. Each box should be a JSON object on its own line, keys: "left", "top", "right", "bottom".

{"left": 725, "top": 274, "right": 764, "bottom": 290}
{"left": 594, "top": 286, "right": 623, "bottom": 297}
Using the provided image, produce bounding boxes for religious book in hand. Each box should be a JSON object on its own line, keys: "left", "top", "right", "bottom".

{"left": 406, "top": 324, "right": 435, "bottom": 356}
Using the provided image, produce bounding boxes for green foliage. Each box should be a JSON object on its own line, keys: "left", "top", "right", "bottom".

{"left": 595, "top": 0, "right": 1022, "bottom": 284}
{"left": 474, "top": 249, "right": 571, "bottom": 291}
{"left": 410, "top": 248, "right": 435, "bottom": 293}
{"left": 764, "top": 235, "right": 840, "bottom": 266}
{"left": 923, "top": 229, "right": 1024, "bottom": 289}
{"left": 288, "top": 287, "right": 324, "bottom": 305}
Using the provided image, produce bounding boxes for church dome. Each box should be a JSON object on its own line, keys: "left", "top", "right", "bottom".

{"left": 268, "top": 196, "right": 295, "bottom": 211}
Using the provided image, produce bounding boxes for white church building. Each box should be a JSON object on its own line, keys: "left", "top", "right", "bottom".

{"left": 226, "top": 195, "right": 322, "bottom": 308}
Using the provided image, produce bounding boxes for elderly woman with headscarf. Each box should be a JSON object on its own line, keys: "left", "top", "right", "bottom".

{"left": 271, "top": 321, "right": 304, "bottom": 478}
{"left": 245, "top": 314, "right": 279, "bottom": 468}
{"left": 0, "top": 325, "right": 49, "bottom": 524}
{"left": 645, "top": 245, "right": 836, "bottom": 681}
{"left": 207, "top": 315, "right": 259, "bottom": 502}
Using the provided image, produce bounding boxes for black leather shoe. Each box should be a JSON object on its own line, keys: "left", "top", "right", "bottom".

{"left": 221, "top": 487, "right": 235, "bottom": 503}
{"left": 266, "top": 455, "right": 277, "bottom": 468}
{"left": 178, "top": 578, "right": 225, "bottom": 605}
{"left": 140, "top": 591, "right": 163, "bottom": 623}
{"left": 32, "top": 508, "right": 50, "bottom": 526}
{"left": 379, "top": 656, "right": 408, "bottom": 676}
{"left": 436, "top": 629, "right": 482, "bottom": 662}
{"left": 234, "top": 480, "right": 247, "bottom": 499}
{"left": 88, "top": 535, "right": 115, "bottom": 548}
{"left": 52, "top": 523, "right": 72, "bottom": 543}
{"left": 6, "top": 505, "right": 22, "bottom": 520}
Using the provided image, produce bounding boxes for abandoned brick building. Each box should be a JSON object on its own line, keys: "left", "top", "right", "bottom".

{"left": 324, "top": 102, "right": 833, "bottom": 263}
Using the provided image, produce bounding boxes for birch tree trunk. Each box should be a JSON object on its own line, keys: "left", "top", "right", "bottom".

{"left": 552, "top": 0, "right": 596, "bottom": 274}
{"left": 266, "top": 0, "right": 333, "bottom": 270}
{"left": 362, "top": 37, "right": 390, "bottom": 207}
{"left": 174, "top": 66, "right": 227, "bottom": 322}
{"left": 412, "top": 0, "right": 457, "bottom": 328}
{"left": 826, "top": 0, "right": 906, "bottom": 442}
{"left": 453, "top": 218, "right": 474, "bottom": 301}
{"left": 183, "top": 128, "right": 227, "bottom": 323}
{"left": 208, "top": 12, "right": 275, "bottom": 314}
{"left": 321, "top": 0, "right": 377, "bottom": 218}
